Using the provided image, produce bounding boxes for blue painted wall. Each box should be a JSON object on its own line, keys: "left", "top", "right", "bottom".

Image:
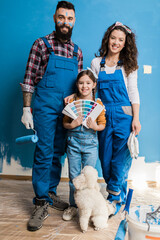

{"left": 0, "top": 0, "right": 160, "bottom": 174}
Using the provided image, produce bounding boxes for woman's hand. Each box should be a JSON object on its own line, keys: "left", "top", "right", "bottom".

{"left": 64, "top": 93, "right": 75, "bottom": 105}
{"left": 132, "top": 117, "right": 141, "bottom": 136}
{"left": 131, "top": 103, "right": 141, "bottom": 136}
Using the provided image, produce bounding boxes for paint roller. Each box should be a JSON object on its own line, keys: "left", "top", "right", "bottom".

{"left": 15, "top": 129, "right": 38, "bottom": 144}
{"left": 114, "top": 188, "right": 133, "bottom": 240}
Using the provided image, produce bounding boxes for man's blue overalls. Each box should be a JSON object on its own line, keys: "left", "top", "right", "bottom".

{"left": 33, "top": 37, "right": 78, "bottom": 205}
{"left": 97, "top": 57, "right": 133, "bottom": 210}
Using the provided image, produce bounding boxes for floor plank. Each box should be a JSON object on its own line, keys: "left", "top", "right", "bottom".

{"left": 0, "top": 179, "right": 160, "bottom": 240}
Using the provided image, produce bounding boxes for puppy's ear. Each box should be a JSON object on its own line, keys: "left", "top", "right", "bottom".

{"left": 73, "top": 174, "right": 86, "bottom": 190}
{"left": 94, "top": 182, "right": 100, "bottom": 191}
{"left": 106, "top": 200, "right": 115, "bottom": 216}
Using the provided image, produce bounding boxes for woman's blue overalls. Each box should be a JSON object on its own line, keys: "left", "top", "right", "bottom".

{"left": 33, "top": 37, "right": 78, "bottom": 205}
{"left": 97, "top": 57, "right": 132, "bottom": 208}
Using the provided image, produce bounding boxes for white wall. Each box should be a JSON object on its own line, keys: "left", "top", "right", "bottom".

{"left": 1, "top": 156, "right": 160, "bottom": 184}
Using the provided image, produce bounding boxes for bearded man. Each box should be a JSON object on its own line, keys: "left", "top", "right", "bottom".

{"left": 21, "top": 1, "right": 83, "bottom": 231}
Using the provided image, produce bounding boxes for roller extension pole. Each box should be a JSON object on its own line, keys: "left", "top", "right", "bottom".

{"left": 114, "top": 188, "right": 133, "bottom": 240}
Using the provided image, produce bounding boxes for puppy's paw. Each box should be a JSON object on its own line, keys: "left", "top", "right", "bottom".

{"left": 94, "top": 227, "right": 100, "bottom": 231}
{"left": 81, "top": 226, "right": 87, "bottom": 233}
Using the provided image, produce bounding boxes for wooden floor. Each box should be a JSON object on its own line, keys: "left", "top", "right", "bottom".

{"left": 0, "top": 179, "right": 160, "bottom": 240}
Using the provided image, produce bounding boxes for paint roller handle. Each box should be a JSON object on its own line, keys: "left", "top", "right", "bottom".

{"left": 123, "top": 188, "right": 134, "bottom": 214}
{"left": 114, "top": 189, "right": 133, "bottom": 240}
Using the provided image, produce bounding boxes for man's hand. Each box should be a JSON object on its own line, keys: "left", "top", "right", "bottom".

{"left": 21, "top": 107, "right": 34, "bottom": 129}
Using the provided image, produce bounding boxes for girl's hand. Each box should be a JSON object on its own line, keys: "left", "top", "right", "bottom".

{"left": 64, "top": 93, "right": 75, "bottom": 105}
{"left": 132, "top": 118, "right": 141, "bottom": 136}
{"left": 71, "top": 115, "right": 83, "bottom": 128}
{"left": 86, "top": 117, "right": 97, "bottom": 130}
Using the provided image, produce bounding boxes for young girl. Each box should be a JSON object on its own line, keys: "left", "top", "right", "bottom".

{"left": 91, "top": 22, "right": 141, "bottom": 215}
{"left": 62, "top": 69, "right": 106, "bottom": 221}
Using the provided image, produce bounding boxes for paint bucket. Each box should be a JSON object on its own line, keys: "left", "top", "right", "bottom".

{"left": 126, "top": 205, "right": 160, "bottom": 240}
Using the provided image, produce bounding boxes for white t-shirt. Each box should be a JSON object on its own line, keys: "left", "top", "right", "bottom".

{"left": 91, "top": 57, "right": 140, "bottom": 104}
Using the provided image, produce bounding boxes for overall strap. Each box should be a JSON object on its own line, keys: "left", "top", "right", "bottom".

{"left": 41, "top": 37, "right": 54, "bottom": 54}
{"left": 116, "top": 60, "right": 123, "bottom": 70}
{"left": 100, "top": 57, "right": 106, "bottom": 70}
{"left": 73, "top": 44, "right": 78, "bottom": 59}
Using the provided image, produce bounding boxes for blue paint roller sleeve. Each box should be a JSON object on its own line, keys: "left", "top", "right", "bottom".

{"left": 15, "top": 135, "right": 38, "bottom": 144}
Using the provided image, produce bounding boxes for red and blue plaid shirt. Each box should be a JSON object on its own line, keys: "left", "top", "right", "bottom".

{"left": 21, "top": 31, "right": 83, "bottom": 93}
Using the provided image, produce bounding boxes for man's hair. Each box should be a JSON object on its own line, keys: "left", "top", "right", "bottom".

{"left": 56, "top": 1, "right": 75, "bottom": 12}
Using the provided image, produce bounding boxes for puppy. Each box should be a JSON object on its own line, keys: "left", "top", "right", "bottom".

{"left": 73, "top": 166, "right": 111, "bottom": 232}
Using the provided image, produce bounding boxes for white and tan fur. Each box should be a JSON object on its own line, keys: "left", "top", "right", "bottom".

{"left": 73, "top": 166, "right": 112, "bottom": 232}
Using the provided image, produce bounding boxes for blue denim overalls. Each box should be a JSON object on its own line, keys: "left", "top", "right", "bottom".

{"left": 97, "top": 57, "right": 132, "bottom": 206}
{"left": 67, "top": 125, "right": 98, "bottom": 206}
{"left": 33, "top": 37, "right": 78, "bottom": 204}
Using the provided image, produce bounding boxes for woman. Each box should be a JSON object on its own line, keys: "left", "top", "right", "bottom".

{"left": 91, "top": 22, "right": 141, "bottom": 215}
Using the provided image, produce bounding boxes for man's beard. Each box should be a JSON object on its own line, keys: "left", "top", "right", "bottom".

{"left": 55, "top": 23, "right": 73, "bottom": 41}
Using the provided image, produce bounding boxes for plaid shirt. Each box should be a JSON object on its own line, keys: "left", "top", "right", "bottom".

{"left": 21, "top": 31, "right": 83, "bottom": 93}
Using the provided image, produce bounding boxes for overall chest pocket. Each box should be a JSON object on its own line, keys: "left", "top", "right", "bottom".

{"left": 98, "top": 82, "right": 114, "bottom": 103}
{"left": 99, "top": 81, "right": 124, "bottom": 103}
{"left": 45, "top": 59, "right": 75, "bottom": 88}
{"left": 56, "top": 59, "right": 75, "bottom": 71}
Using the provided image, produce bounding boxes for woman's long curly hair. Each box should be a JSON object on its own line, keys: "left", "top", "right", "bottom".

{"left": 96, "top": 23, "right": 138, "bottom": 76}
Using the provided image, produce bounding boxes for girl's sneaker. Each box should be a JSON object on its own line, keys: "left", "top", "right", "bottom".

{"left": 62, "top": 206, "right": 77, "bottom": 221}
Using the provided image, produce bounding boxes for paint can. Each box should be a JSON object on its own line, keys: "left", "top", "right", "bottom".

{"left": 126, "top": 205, "right": 160, "bottom": 240}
